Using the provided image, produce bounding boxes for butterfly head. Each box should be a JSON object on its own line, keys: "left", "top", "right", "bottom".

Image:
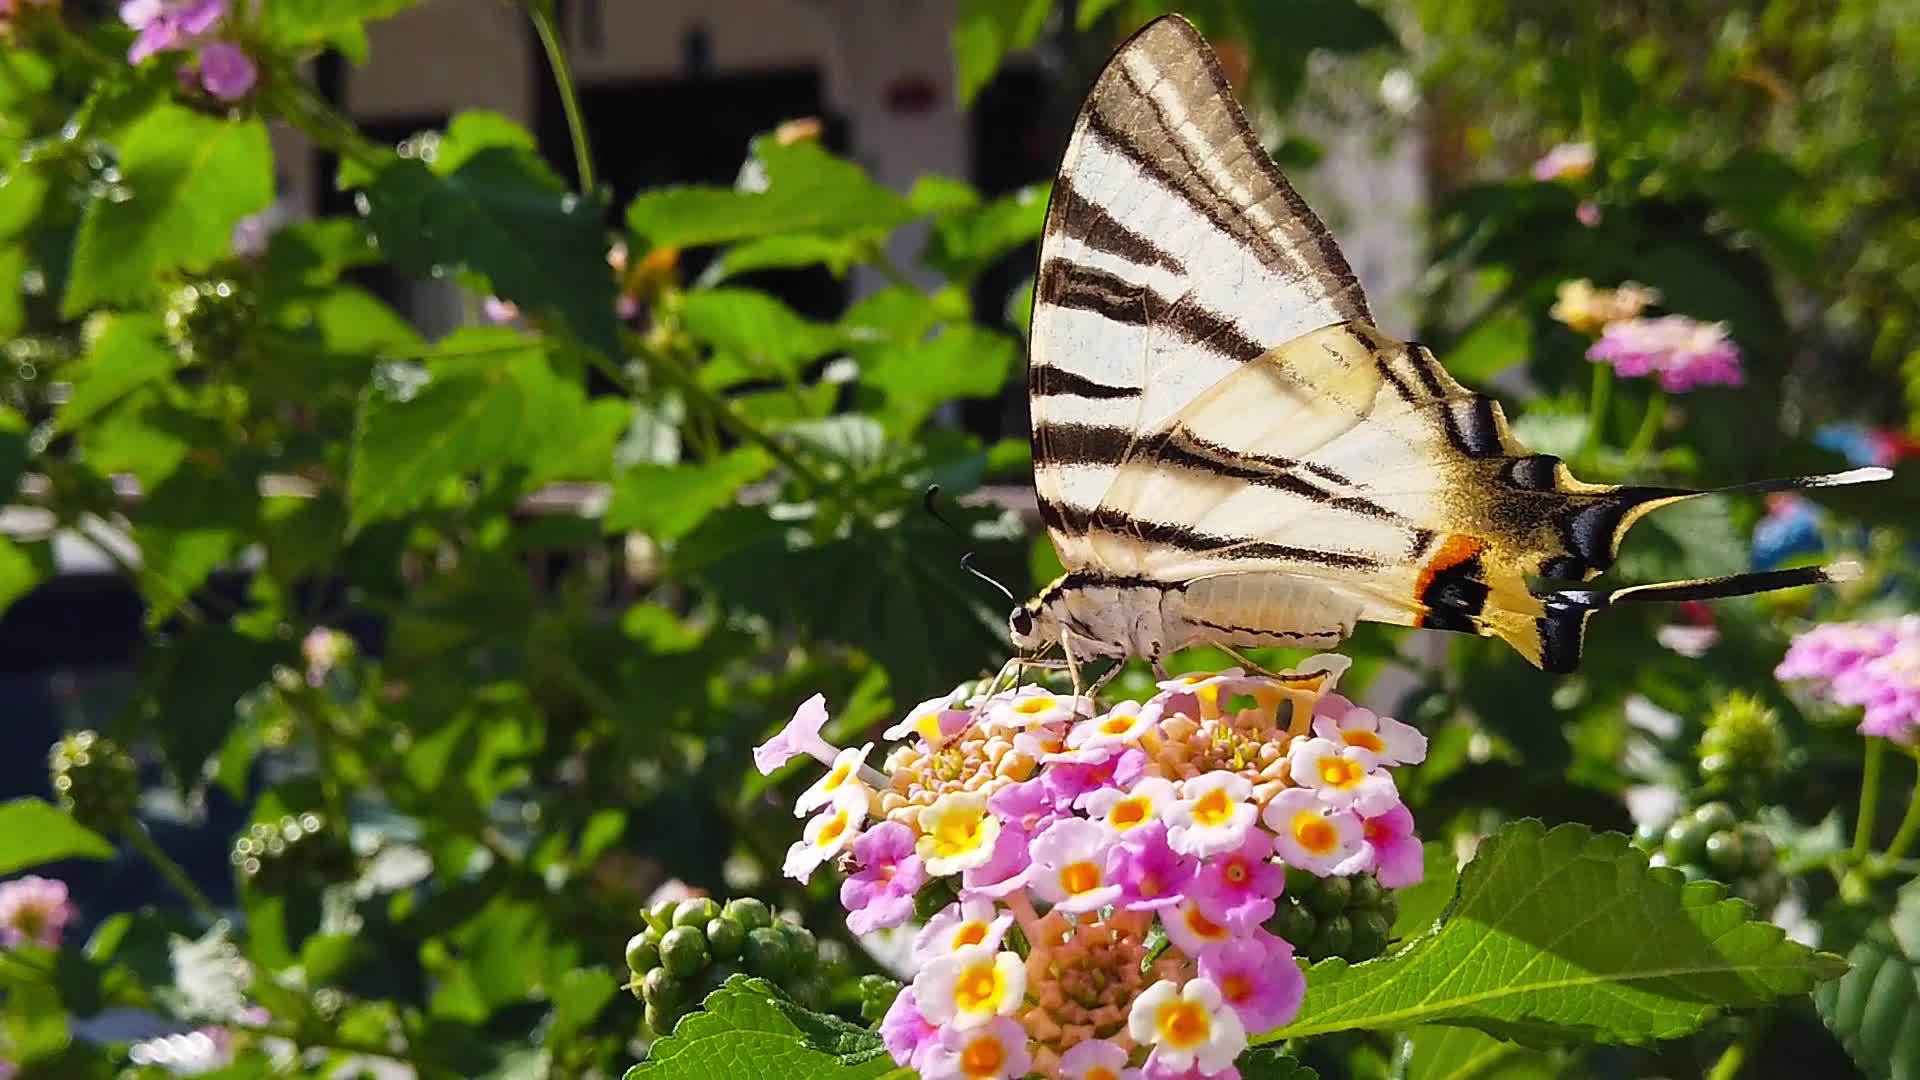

{"left": 1009, "top": 577, "right": 1067, "bottom": 651}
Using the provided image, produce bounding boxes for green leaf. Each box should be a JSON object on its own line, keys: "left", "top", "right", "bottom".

{"left": 0, "top": 799, "right": 116, "bottom": 874}
{"left": 0, "top": 537, "right": 49, "bottom": 616}
{"left": 605, "top": 448, "right": 773, "bottom": 541}
{"left": 56, "top": 314, "right": 176, "bottom": 433}
{"left": 136, "top": 624, "right": 287, "bottom": 779}
{"left": 907, "top": 175, "right": 981, "bottom": 215}
{"left": 626, "top": 140, "right": 913, "bottom": 249}
{"left": 433, "top": 110, "right": 539, "bottom": 176}
{"left": 630, "top": 976, "right": 895, "bottom": 1079}
{"left": 261, "top": 0, "right": 420, "bottom": 57}
{"left": 64, "top": 107, "right": 272, "bottom": 314}
{"left": 1815, "top": 879, "right": 1920, "bottom": 1080}
{"left": 923, "top": 183, "right": 1049, "bottom": 281}
{"left": 0, "top": 244, "right": 23, "bottom": 338}
{"left": 953, "top": 0, "right": 1053, "bottom": 106}
{"left": 1268, "top": 820, "right": 1846, "bottom": 1044}
{"left": 1391, "top": 841, "right": 1461, "bottom": 939}
{"left": 1238, "top": 1046, "right": 1319, "bottom": 1078}
{"left": 682, "top": 288, "right": 849, "bottom": 384}
{"left": 1076, "top": 0, "right": 1129, "bottom": 29}
{"left": 1401, "top": 1026, "right": 1561, "bottom": 1080}
{"left": 361, "top": 150, "right": 618, "bottom": 355}
{"left": 860, "top": 323, "right": 1018, "bottom": 432}
{"left": 549, "top": 967, "right": 618, "bottom": 1044}
{"left": 706, "top": 233, "right": 867, "bottom": 281}
{"left": 348, "top": 329, "right": 585, "bottom": 529}
{"left": 1442, "top": 307, "right": 1532, "bottom": 385}
{"left": 132, "top": 455, "right": 260, "bottom": 623}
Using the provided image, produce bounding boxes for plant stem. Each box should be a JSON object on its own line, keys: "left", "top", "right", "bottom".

{"left": 1854, "top": 736, "right": 1886, "bottom": 862}
{"left": 263, "top": 77, "right": 388, "bottom": 175}
{"left": 1624, "top": 388, "right": 1667, "bottom": 462}
{"left": 1580, "top": 362, "right": 1612, "bottom": 464}
{"left": 529, "top": 1, "right": 596, "bottom": 195}
{"left": 607, "top": 345, "right": 830, "bottom": 493}
{"left": 122, "top": 823, "right": 222, "bottom": 924}
{"left": 1706, "top": 1038, "right": 1746, "bottom": 1080}
{"left": 1873, "top": 748, "right": 1920, "bottom": 874}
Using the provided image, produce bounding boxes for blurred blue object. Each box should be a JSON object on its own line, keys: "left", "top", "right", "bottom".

{"left": 1751, "top": 495, "right": 1823, "bottom": 569}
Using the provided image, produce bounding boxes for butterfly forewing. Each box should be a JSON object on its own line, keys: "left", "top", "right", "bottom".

{"left": 1028, "top": 14, "right": 1369, "bottom": 560}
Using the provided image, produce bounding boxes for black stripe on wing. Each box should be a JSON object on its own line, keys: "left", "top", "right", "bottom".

{"left": 1036, "top": 259, "right": 1266, "bottom": 364}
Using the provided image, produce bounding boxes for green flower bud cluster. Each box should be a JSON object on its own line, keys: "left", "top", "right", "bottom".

{"left": 163, "top": 279, "right": 258, "bottom": 364}
{"left": 1265, "top": 869, "right": 1399, "bottom": 963}
{"left": 231, "top": 813, "right": 354, "bottom": 894}
{"left": 625, "top": 895, "right": 845, "bottom": 1037}
{"left": 1696, "top": 693, "right": 1788, "bottom": 789}
{"left": 49, "top": 731, "right": 140, "bottom": 834}
{"left": 1636, "top": 801, "right": 1785, "bottom": 910}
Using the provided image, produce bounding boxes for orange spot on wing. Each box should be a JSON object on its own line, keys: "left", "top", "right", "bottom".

{"left": 1416, "top": 534, "right": 1486, "bottom": 599}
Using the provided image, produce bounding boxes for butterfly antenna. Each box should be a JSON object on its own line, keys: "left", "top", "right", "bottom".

{"left": 923, "top": 485, "right": 1018, "bottom": 603}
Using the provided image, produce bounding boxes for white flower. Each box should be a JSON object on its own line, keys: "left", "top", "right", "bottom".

{"left": 1080, "top": 777, "right": 1178, "bottom": 836}
{"left": 1264, "top": 788, "right": 1369, "bottom": 876}
{"left": 983, "top": 686, "right": 1088, "bottom": 731}
{"left": 916, "top": 791, "right": 1002, "bottom": 877}
{"left": 794, "top": 742, "right": 874, "bottom": 816}
{"left": 1030, "top": 818, "right": 1123, "bottom": 913}
{"left": 1058, "top": 1037, "right": 1140, "bottom": 1080}
{"left": 913, "top": 899, "right": 1012, "bottom": 967}
{"left": 1160, "top": 896, "right": 1235, "bottom": 956}
{"left": 1164, "top": 771, "right": 1257, "bottom": 857}
{"left": 168, "top": 922, "right": 253, "bottom": 1022}
{"left": 1287, "top": 737, "right": 1400, "bottom": 815}
{"left": 885, "top": 691, "right": 970, "bottom": 747}
{"left": 782, "top": 786, "right": 867, "bottom": 883}
{"left": 916, "top": 944, "right": 1027, "bottom": 1030}
{"left": 919, "top": 1015, "right": 1032, "bottom": 1080}
{"left": 1127, "top": 978, "right": 1247, "bottom": 1076}
{"left": 1065, "top": 699, "right": 1160, "bottom": 752}
{"left": 1311, "top": 707, "right": 1426, "bottom": 767}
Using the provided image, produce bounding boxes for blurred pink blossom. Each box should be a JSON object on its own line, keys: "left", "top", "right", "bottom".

{"left": 1587, "top": 315, "right": 1743, "bottom": 392}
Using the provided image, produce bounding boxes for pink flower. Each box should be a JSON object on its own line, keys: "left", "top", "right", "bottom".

{"left": 194, "top": 41, "right": 255, "bottom": 101}
{"left": 1835, "top": 637, "right": 1920, "bottom": 744}
{"left": 1531, "top": 141, "right": 1594, "bottom": 182}
{"left": 753, "top": 693, "right": 837, "bottom": 775}
{"left": 879, "top": 986, "right": 940, "bottom": 1071}
{"left": 1360, "top": 800, "right": 1424, "bottom": 888}
{"left": 961, "top": 821, "right": 1033, "bottom": 899}
{"left": 1586, "top": 316, "right": 1744, "bottom": 393}
{"left": 913, "top": 899, "right": 1012, "bottom": 966}
{"left": 1141, "top": 1062, "right": 1240, "bottom": 1080}
{"left": 482, "top": 297, "right": 521, "bottom": 326}
{"left": 1197, "top": 929, "right": 1306, "bottom": 1032}
{"left": 1778, "top": 620, "right": 1907, "bottom": 694}
{"left": 1059, "top": 1038, "right": 1143, "bottom": 1080}
{"left": 1043, "top": 746, "right": 1146, "bottom": 804}
{"left": 1106, "top": 822, "right": 1195, "bottom": 912}
{"left": 840, "top": 821, "right": 924, "bottom": 935}
{"left": 1576, "top": 199, "right": 1603, "bottom": 227}
{"left": 122, "top": 0, "right": 227, "bottom": 63}
{"left": 0, "top": 875, "right": 76, "bottom": 949}
{"left": 921, "top": 1015, "right": 1032, "bottom": 1080}
{"left": 1030, "top": 818, "right": 1123, "bottom": 912}
{"left": 1191, "top": 829, "right": 1284, "bottom": 931}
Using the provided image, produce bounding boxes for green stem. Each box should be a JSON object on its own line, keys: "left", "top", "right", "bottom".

{"left": 263, "top": 78, "right": 387, "bottom": 174}
{"left": 1854, "top": 736, "right": 1887, "bottom": 862}
{"left": 610, "top": 345, "right": 830, "bottom": 493}
{"left": 1580, "top": 361, "right": 1613, "bottom": 464}
{"left": 1873, "top": 749, "right": 1920, "bottom": 874}
{"left": 122, "top": 823, "right": 222, "bottom": 924}
{"left": 1624, "top": 389, "right": 1667, "bottom": 463}
{"left": 529, "top": 1, "right": 596, "bottom": 195}
{"left": 1706, "top": 1038, "right": 1746, "bottom": 1080}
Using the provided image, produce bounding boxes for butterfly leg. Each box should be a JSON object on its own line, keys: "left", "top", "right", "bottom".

{"left": 1214, "top": 642, "right": 1281, "bottom": 678}
{"left": 1060, "top": 636, "right": 1087, "bottom": 698}
{"left": 1151, "top": 657, "right": 1170, "bottom": 680}
{"left": 1087, "top": 659, "right": 1126, "bottom": 697}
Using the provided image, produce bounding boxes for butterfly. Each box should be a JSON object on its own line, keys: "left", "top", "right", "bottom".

{"left": 1006, "top": 14, "right": 1886, "bottom": 682}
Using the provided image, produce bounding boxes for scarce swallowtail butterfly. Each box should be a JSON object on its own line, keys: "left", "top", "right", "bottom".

{"left": 1008, "top": 14, "right": 1888, "bottom": 677}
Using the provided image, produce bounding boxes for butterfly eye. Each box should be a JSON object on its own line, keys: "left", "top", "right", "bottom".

{"left": 1009, "top": 607, "right": 1035, "bottom": 640}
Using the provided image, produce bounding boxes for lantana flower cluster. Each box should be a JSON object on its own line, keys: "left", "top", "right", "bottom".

{"left": 1549, "top": 279, "right": 1744, "bottom": 393}
{"left": 121, "top": 0, "right": 257, "bottom": 101}
{"left": 1778, "top": 617, "right": 1920, "bottom": 743}
{"left": 0, "top": 875, "right": 75, "bottom": 950}
{"left": 757, "top": 657, "right": 1426, "bottom": 1079}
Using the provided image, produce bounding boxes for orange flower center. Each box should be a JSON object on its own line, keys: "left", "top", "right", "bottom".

{"left": 1221, "top": 973, "right": 1252, "bottom": 1002}
{"left": 1341, "top": 729, "right": 1385, "bottom": 754}
{"left": 1185, "top": 906, "right": 1226, "bottom": 940}
{"left": 1060, "top": 860, "right": 1102, "bottom": 896}
{"left": 1293, "top": 812, "right": 1337, "bottom": 854}
{"left": 961, "top": 1034, "right": 1006, "bottom": 1076}
{"left": 1100, "top": 714, "right": 1136, "bottom": 735}
{"left": 1317, "top": 755, "right": 1364, "bottom": 788}
{"left": 1157, "top": 1000, "right": 1210, "bottom": 1048}
{"left": 818, "top": 813, "right": 848, "bottom": 846}
{"left": 952, "top": 922, "right": 989, "bottom": 949}
{"left": 955, "top": 964, "right": 1000, "bottom": 1012}
{"left": 1192, "top": 787, "right": 1234, "bottom": 826}
{"left": 1110, "top": 798, "right": 1150, "bottom": 829}
{"left": 1224, "top": 859, "right": 1250, "bottom": 886}
{"left": 1016, "top": 697, "right": 1054, "bottom": 715}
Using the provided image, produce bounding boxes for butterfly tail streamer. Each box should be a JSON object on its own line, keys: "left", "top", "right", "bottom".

{"left": 1524, "top": 562, "right": 1865, "bottom": 674}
